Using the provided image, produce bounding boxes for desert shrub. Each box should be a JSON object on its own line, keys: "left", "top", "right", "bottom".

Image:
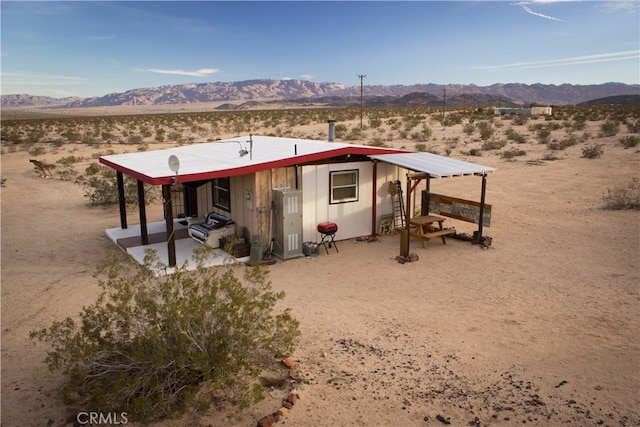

{"left": 463, "top": 123, "right": 475, "bottom": 135}
{"left": 127, "top": 134, "right": 143, "bottom": 144}
{"left": 368, "top": 136, "right": 387, "bottom": 147}
{"left": 547, "top": 134, "right": 578, "bottom": 150}
{"left": 511, "top": 114, "right": 528, "bottom": 126}
{"left": 481, "top": 139, "right": 507, "bottom": 150}
{"left": 334, "top": 124, "right": 348, "bottom": 139}
{"left": 75, "top": 163, "right": 158, "bottom": 206}
{"left": 28, "top": 145, "right": 46, "bottom": 156}
{"left": 602, "top": 177, "right": 640, "bottom": 210}
{"left": 31, "top": 252, "right": 300, "bottom": 423}
{"left": 101, "top": 131, "right": 116, "bottom": 142}
{"left": 415, "top": 143, "right": 427, "bottom": 152}
{"left": 505, "top": 127, "right": 527, "bottom": 143}
{"left": 619, "top": 135, "right": 640, "bottom": 148}
{"left": 541, "top": 153, "right": 560, "bottom": 161}
{"left": 463, "top": 148, "right": 482, "bottom": 156}
{"left": 369, "top": 118, "right": 382, "bottom": 128}
{"left": 61, "top": 130, "right": 82, "bottom": 143}
{"left": 476, "top": 121, "right": 494, "bottom": 140}
{"left": 501, "top": 148, "right": 527, "bottom": 159}
{"left": 626, "top": 119, "right": 640, "bottom": 133}
{"left": 168, "top": 131, "right": 184, "bottom": 143}
{"left": 581, "top": 144, "right": 604, "bottom": 159}
{"left": 344, "top": 127, "right": 363, "bottom": 141}
{"left": 599, "top": 120, "right": 620, "bottom": 137}
{"left": 536, "top": 128, "right": 551, "bottom": 144}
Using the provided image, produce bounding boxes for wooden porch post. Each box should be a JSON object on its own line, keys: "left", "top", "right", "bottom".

{"left": 475, "top": 173, "right": 487, "bottom": 243}
{"left": 162, "top": 184, "right": 177, "bottom": 267}
{"left": 371, "top": 160, "right": 378, "bottom": 238}
{"left": 116, "top": 171, "right": 127, "bottom": 229}
{"left": 404, "top": 174, "right": 411, "bottom": 257}
{"left": 137, "top": 180, "right": 148, "bottom": 245}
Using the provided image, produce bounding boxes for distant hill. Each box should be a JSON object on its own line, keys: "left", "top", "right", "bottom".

{"left": 578, "top": 94, "right": 640, "bottom": 106}
{"left": 2, "top": 79, "right": 639, "bottom": 110}
{"left": 0, "top": 94, "right": 83, "bottom": 109}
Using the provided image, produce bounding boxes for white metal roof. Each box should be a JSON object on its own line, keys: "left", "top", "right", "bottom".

{"left": 99, "top": 135, "right": 405, "bottom": 185}
{"left": 369, "top": 152, "right": 495, "bottom": 178}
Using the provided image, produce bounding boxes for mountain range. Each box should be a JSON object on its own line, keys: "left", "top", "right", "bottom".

{"left": 2, "top": 79, "right": 639, "bottom": 110}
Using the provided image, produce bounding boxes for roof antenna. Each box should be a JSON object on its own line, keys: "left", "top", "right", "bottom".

{"left": 248, "top": 134, "right": 253, "bottom": 160}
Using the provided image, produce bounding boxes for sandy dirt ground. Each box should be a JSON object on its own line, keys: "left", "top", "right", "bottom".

{"left": 1, "top": 116, "right": 639, "bottom": 427}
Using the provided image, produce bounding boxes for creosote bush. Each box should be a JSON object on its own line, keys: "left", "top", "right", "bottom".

{"left": 75, "top": 163, "right": 159, "bottom": 206}
{"left": 30, "top": 250, "right": 300, "bottom": 423}
{"left": 581, "top": 144, "right": 604, "bottom": 159}
{"left": 602, "top": 177, "right": 640, "bottom": 210}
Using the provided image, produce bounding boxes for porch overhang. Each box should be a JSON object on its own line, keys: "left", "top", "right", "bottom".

{"left": 368, "top": 152, "right": 495, "bottom": 178}
{"left": 368, "top": 152, "right": 495, "bottom": 257}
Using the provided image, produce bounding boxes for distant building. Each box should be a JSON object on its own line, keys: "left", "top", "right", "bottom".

{"left": 530, "top": 106, "right": 553, "bottom": 115}
{"left": 494, "top": 106, "right": 552, "bottom": 116}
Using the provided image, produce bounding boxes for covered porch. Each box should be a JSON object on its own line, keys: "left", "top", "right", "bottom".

{"left": 105, "top": 219, "right": 247, "bottom": 275}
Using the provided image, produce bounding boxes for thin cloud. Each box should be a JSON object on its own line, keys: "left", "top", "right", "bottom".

{"left": 474, "top": 50, "right": 640, "bottom": 72}
{"left": 514, "top": 2, "right": 567, "bottom": 22}
{"left": 599, "top": 1, "right": 640, "bottom": 14}
{"left": 1, "top": 71, "right": 89, "bottom": 85}
{"left": 300, "top": 74, "right": 315, "bottom": 80}
{"left": 0, "top": 72, "right": 89, "bottom": 96}
{"left": 140, "top": 68, "right": 219, "bottom": 77}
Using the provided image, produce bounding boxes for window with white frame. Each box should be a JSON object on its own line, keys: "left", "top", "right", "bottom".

{"left": 212, "top": 177, "right": 231, "bottom": 212}
{"left": 330, "top": 169, "right": 358, "bottom": 204}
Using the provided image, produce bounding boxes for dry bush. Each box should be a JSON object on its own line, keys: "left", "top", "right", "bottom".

{"left": 602, "top": 177, "right": 640, "bottom": 210}
{"left": 30, "top": 251, "right": 300, "bottom": 422}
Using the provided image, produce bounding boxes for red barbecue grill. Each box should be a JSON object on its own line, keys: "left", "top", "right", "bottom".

{"left": 317, "top": 222, "right": 339, "bottom": 254}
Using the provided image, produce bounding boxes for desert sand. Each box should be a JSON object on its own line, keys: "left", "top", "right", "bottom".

{"left": 1, "top": 111, "right": 639, "bottom": 426}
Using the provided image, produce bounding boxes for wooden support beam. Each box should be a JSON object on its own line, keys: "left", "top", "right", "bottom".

{"left": 407, "top": 172, "right": 431, "bottom": 180}
{"left": 162, "top": 184, "right": 177, "bottom": 267}
{"left": 475, "top": 173, "right": 488, "bottom": 243}
{"left": 371, "top": 160, "right": 378, "bottom": 238}
{"left": 404, "top": 174, "right": 411, "bottom": 257}
{"left": 137, "top": 180, "right": 148, "bottom": 245}
{"left": 116, "top": 171, "right": 127, "bottom": 229}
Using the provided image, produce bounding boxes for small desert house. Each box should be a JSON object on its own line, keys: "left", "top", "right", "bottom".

{"left": 100, "top": 133, "right": 494, "bottom": 269}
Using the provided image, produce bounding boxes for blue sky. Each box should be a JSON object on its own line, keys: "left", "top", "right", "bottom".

{"left": 1, "top": 1, "right": 639, "bottom": 98}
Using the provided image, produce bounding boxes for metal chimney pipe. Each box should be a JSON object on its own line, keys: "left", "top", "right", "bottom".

{"left": 327, "top": 118, "right": 336, "bottom": 142}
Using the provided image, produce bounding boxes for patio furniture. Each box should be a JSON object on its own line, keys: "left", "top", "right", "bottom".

{"left": 409, "top": 215, "right": 455, "bottom": 248}
{"left": 188, "top": 212, "right": 236, "bottom": 248}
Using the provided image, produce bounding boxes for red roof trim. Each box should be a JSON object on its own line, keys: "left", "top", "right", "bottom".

{"left": 99, "top": 157, "right": 157, "bottom": 183}
{"left": 100, "top": 145, "right": 405, "bottom": 186}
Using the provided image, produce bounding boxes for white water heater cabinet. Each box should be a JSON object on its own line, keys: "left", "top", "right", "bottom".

{"left": 272, "top": 188, "right": 303, "bottom": 259}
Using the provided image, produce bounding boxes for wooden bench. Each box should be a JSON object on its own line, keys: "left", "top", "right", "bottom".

{"left": 412, "top": 228, "right": 456, "bottom": 248}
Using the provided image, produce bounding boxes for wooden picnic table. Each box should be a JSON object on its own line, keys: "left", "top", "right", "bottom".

{"left": 409, "top": 215, "right": 455, "bottom": 247}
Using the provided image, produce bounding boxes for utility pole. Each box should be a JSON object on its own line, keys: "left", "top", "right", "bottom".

{"left": 442, "top": 88, "right": 446, "bottom": 121}
{"left": 357, "top": 74, "right": 366, "bottom": 129}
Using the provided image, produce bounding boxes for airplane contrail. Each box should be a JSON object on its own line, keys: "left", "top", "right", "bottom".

{"left": 516, "top": 2, "right": 567, "bottom": 22}
{"left": 473, "top": 50, "right": 640, "bottom": 72}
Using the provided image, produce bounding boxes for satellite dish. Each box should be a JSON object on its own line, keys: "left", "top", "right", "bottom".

{"left": 168, "top": 155, "right": 180, "bottom": 173}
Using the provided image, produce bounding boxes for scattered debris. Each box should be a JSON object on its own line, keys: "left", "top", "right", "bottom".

{"left": 395, "top": 253, "right": 419, "bottom": 264}
{"left": 29, "top": 159, "right": 53, "bottom": 177}
{"left": 436, "top": 414, "right": 451, "bottom": 424}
